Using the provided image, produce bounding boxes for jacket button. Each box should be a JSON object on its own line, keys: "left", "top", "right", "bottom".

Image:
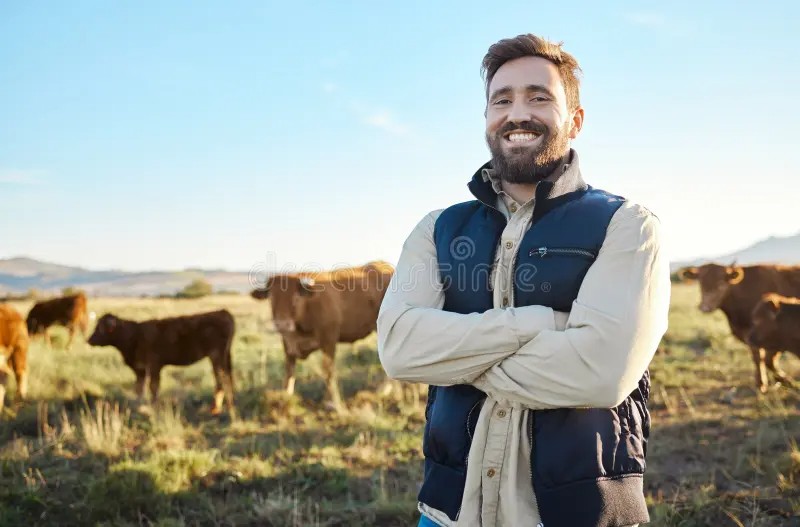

{"left": 505, "top": 241, "right": 513, "bottom": 250}
{"left": 486, "top": 468, "right": 496, "bottom": 478}
{"left": 510, "top": 203, "right": 518, "bottom": 213}
{"left": 497, "top": 409, "right": 507, "bottom": 418}
{"left": 502, "top": 297, "right": 509, "bottom": 307}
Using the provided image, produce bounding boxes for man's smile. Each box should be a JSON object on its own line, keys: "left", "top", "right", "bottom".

{"left": 504, "top": 130, "right": 542, "bottom": 145}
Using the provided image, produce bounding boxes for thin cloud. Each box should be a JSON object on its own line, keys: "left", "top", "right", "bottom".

{"left": 348, "top": 102, "right": 410, "bottom": 136}
{"left": 622, "top": 11, "right": 695, "bottom": 37}
{"left": 362, "top": 110, "right": 409, "bottom": 136}
{"left": 326, "top": 86, "right": 413, "bottom": 137}
{"left": 624, "top": 12, "right": 668, "bottom": 29}
{"left": 0, "top": 169, "right": 45, "bottom": 185}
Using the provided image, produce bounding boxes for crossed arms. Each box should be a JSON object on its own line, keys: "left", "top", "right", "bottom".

{"left": 377, "top": 202, "right": 671, "bottom": 409}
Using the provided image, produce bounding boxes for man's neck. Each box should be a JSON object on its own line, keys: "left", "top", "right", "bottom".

{"left": 499, "top": 180, "right": 537, "bottom": 206}
{"left": 499, "top": 153, "right": 571, "bottom": 205}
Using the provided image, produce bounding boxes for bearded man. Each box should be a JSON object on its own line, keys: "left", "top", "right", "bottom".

{"left": 377, "top": 33, "right": 671, "bottom": 527}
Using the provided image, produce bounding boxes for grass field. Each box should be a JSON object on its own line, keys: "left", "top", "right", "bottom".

{"left": 1, "top": 284, "right": 799, "bottom": 526}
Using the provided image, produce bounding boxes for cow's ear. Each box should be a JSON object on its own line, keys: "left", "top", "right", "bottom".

{"left": 250, "top": 277, "right": 273, "bottom": 300}
{"left": 765, "top": 296, "right": 781, "bottom": 314}
{"left": 755, "top": 297, "right": 780, "bottom": 322}
{"left": 726, "top": 266, "right": 745, "bottom": 284}
{"left": 679, "top": 267, "right": 699, "bottom": 281}
{"left": 298, "top": 277, "right": 318, "bottom": 296}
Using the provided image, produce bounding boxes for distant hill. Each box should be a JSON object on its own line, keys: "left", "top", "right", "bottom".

{"left": 0, "top": 257, "right": 257, "bottom": 297}
{"left": 4, "top": 231, "right": 800, "bottom": 296}
{"left": 671, "top": 231, "right": 800, "bottom": 271}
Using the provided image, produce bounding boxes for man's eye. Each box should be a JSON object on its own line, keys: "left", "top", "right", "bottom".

{"left": 531, "top": 97, "right": 548, "bottom": 102}
{"left": 493, "top": 99, "right": 510, "bottom": 105}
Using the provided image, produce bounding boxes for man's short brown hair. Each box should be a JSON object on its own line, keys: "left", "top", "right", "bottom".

{"left": 481, "top": 34, "right": 583, "bottom": 111}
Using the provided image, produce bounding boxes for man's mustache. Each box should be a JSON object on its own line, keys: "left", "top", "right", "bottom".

{"left": 497, "top": 121, "right": 548, "bottom": 137}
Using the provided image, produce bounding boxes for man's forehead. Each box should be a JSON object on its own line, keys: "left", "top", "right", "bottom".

{"left": 488, "top": 56, "right": 563, "bottom": 93}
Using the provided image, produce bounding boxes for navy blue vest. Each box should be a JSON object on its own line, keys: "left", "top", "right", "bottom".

{"left": 419, "top": 159, "right": 651, "bottom": 527}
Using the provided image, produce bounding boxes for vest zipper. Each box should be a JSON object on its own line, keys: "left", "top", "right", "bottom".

{"left": 466, "top": 399, "right": 483, "bottom": 441}
{"left": 529, "top": 246, "right": 596, "bottom": 259}
{"left": 528, "top": 409, "right": 535, "bottom": 484}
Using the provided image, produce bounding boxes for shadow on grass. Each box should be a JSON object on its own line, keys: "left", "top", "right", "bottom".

{"left": 0, "top": 449, "right": 423, "bottom": 527}
{"left": 646, "top": 414, "right": 800, "bottom": 527}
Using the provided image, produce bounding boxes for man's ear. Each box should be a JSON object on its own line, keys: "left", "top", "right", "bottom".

{"left": 568, "top": 107, "right": 584, "bottom": 140}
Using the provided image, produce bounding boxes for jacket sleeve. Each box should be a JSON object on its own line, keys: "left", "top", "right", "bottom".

{"left": 471, "top": 203, "right": 671, "bottom": 408}
{"left": 377, "top": 210, "right": 559, "bottom": 386}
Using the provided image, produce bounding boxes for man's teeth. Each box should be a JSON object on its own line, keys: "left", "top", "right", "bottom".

{"left": 507, "top": 132, "right": 538, "bottom": 142}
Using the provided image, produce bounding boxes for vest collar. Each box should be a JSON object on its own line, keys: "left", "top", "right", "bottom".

{"left": 467, "top": 149, "right": 589, "bottom": 222}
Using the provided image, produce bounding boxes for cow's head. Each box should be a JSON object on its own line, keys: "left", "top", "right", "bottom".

{"left": 679, "top": 263, "right": 745, "bottom": 313}
{"left": 87, "top": 313, "right": 121, "bottom": 347}
{"left": 251, "top": 274, "right": 320, "bottom": 333}
{"left": 25, "top": 315, "right": 44, "bottom": 336}
{"left": 747, "top": 295, "right": 782, "bottom": 348}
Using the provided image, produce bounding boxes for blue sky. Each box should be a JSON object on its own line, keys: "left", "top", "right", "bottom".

{"left": 2, "top": 1, "right": 798, "bottom": 272}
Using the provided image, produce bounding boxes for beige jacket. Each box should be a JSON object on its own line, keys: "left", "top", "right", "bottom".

{"left": 377, "top": 156, "right": 671, "bottom": 526}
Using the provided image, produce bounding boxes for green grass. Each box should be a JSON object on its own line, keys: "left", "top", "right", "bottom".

{"left": 1, "top": 287, "right": 798, "bottom": 526}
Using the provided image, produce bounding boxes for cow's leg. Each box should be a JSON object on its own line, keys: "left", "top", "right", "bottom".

{"left": 148, "top": 367, "right": 161, "bottom": 403}
{"left": 284, "top": 355, "right": 297, "bottom": 395}
{"left": 0, "top": 363, "right": 8, "bottom": 415}
{"left": 79, "top": 316, "right": 89, "bottom": 338}
{"left": 9, "top": 347, "right": 27, "bottom": 400}
{"left": 750, "top": 347, "right": 769, "bottom": 394}
{"left": 321, "top": 341, "right": 343, "bottom": 412}
{"left": 765, "top": 351, "right": 796, "bottom": 389}
{"left": 66, "top": 324, "right": 76, "bottom": 351}
{"left": 210, "top": 354, "right": 235, "bottom": 416}
{"left": 209, "top": 356, "right": 224, "bottom": 415}
{"left": 133, "top": 369, "right": 147, "bottom": 401}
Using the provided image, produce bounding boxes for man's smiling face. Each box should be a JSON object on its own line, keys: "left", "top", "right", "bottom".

{"left": 485, "top": 55, "right": 582, "bottom": 183}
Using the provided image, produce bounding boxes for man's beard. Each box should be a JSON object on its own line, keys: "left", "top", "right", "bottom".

{"left": 486, "top": 120, "right": 571, "bottom": 184}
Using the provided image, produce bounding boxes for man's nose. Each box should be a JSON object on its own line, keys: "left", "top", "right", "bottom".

{"left": 507, "top": 100, "right": 533, "bottom": 124}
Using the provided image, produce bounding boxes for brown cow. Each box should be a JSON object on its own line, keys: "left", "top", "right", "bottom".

{"left": 88, "top": 309, "right": 236, "bottom": 415}
{"left": 745, "top": 294, "right": 800, "bottom": 388}
{"left": 250, "top": 260, "right": 394, "bottom": 410}
{"left": 26, "top": 292, "right": 89, "bottom": 349}
{"left": 680, "top": 263, "right": 800, "bottom": 392}
{"left": 0, "top": 304, "right": 29, "bottom": 414}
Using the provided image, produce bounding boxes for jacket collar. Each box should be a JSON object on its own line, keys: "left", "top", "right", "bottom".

{"left": 467, "top": 148, "right": 588, "bottom": 222}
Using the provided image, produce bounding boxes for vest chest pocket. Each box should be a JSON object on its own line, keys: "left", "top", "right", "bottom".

{"left": 528, "top": 246, "right": 597, "bottom": 260}
{"left": 514, "top": 246, "right": 598, "bottom": 311}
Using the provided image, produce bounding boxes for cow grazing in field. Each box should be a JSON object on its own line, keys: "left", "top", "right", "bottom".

{"left": 680, "top": 263, "right": 800, "bottom": 392}
{"left": 0, "top": 304, "right": 29, "bottom": 413}
{"left": 250, "top": 261, "right": 395, "bottom": 410}
{"left": 745, "top": 294, "right": 800, "bottom": 388}
{"left": 88, "top": 309, "right": 236, "bottom": 415}
{"left": 26, "top": 292, "right": 90, "bottom": 349}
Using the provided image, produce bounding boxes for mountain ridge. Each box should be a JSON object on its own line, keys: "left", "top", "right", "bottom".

{"left": 0, "top": 256, "right": 256, "bottom": 297}
{"left": 3, "top": 230, "right": 800, "bottom": 295}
